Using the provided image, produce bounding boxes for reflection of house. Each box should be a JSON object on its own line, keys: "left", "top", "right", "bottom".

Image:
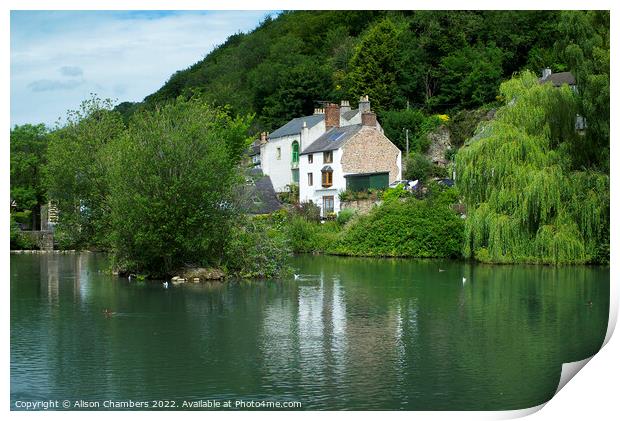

{"left": 258, "top": 96, "right": 400, "bottom": 216}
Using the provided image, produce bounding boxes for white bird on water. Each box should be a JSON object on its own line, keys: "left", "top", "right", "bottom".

{"left": 294, "top": 274, "right": 300, "bottom": 280}
{"left": 163, "top": 281, "right": 169, "bottom": 289}
{"left": 462, "top": 277, "right": 467, "bottom": 284}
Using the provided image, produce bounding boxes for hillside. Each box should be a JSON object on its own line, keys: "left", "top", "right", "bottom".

{"left": 118, "top": 10, "right": 569, "bottom": 131}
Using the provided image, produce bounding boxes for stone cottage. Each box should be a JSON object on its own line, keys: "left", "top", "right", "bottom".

{"left": 257, "top": 96, "right": 382, "bottom": 193}
{"left": 298, "top": 104, "right": 401, "bottom": 217}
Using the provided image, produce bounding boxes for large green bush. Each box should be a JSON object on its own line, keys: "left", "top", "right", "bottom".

{"left": 329, "top": 189, "right": 464, "bottom": 257}
{"left": 224, "top": 216, "right": 291, "bottom": 278}
{"left": 107, "top": 97, "right": 253, "bottom": 276}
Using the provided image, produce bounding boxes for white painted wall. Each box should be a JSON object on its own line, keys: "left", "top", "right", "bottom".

{"left": 260, "top": 133, "right": 299, "bottom": 192}
{"left": 299, "top": 149, "right": 346, "bottom": 217}
{"left": 261, "top": 120, "right": 328, "bottom": 193}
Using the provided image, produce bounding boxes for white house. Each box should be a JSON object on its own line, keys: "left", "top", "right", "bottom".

{"left": 258, "top": 96, "right": 382, "bottom": 193}
{"left": 299, "top": 105, "right": 401, "bottom": 217}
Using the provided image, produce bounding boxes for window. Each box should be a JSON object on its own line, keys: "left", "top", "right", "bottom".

{"left": 322, "top": 196, "right": 334, "bottom": 215}
{"left": 308, "top": 154, "right": 313, "bottom": 164}
{"left": 292, "top": 169, "right": 299, "bottom": 183}
{"left": 323, "top": 151, "right": 333, "bottom": 163}
{"left": 276, "top": 147, "right": 281, "bottom": 160}
{"left": 321, "top": 168, "right": 333, "bottom": 188}
{"left": 308, "top": 173, "right": 313, "bottom": 186}
{"left": 292, "top": 141, "right": 299, "bottom": 164}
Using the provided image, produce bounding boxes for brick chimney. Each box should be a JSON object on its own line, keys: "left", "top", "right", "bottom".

{"left": 361, "top": 111, "right": 377, "bottom": 128}
{"left": 325, "top": 103, "right": 340, "bottom": 131}
{"left": 358, "top": 95, "right": 370, "bottom": 114}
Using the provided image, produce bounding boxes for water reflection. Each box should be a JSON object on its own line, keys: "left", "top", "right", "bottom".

{"left": 11, "top": 253, "right": 608, "bottom": 410}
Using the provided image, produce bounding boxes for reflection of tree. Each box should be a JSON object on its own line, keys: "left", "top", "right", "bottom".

{"left": 13, "top": 253, "right": 609, "bottom": 409}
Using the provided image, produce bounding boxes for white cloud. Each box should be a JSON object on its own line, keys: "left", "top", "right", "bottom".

{"left": 10, "top": 10, "right": 272, "bottom": 127}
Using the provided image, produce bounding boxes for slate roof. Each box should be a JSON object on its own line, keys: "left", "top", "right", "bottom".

{"left": 540, "top": 71, "right": 576, "bottom": 87}
{"left": 300, "top": 124, "right": 362, "bottom": 155}
{"left": 248, "top": 140, "right": 261, "bottom": 156}
{"left": 269, "top": 114, "right": 325, "bottom": 139}
{"left": 240, "top": 169, "right": 282, "bottom": 215}
{"left": 342, "top": 109, "right": 359, "bottom": 121}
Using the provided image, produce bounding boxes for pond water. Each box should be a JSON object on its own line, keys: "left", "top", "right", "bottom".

{"left": 10, "top": 253, "right": 608, "bottom": 410}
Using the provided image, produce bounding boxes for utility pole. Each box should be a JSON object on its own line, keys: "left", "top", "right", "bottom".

{"left": 405, "top": 128, "right": 409, "bottom": 156}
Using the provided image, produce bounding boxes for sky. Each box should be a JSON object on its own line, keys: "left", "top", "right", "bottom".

{"left": 10, "top": 10, "right": 275, "bottom": 128}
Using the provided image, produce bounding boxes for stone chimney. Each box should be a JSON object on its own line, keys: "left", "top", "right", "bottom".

{"left": 340, "top": 100, "right": 351, "bottom": 113}
{"left": 325, "top": 103, "right": 340, "bottom": 131}
{"left": 358, "top": 95, "right": 370, "bottom": 114}
{"left": 260, "top": 132, "right": 268, "bottom": 144}
{"left": 542, "top": 68, "right": 552, "bottom": 80}
{"left": 361, "top": 111, "right": 377, "bottom": 128}
{"left": 314, "top": 108, "right": 325, "bottom": 115}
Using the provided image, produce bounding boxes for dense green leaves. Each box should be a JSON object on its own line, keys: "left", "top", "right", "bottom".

{"left": 10, "top": 124, "right": 49, "bottom": 224}
{"left": 45, "top": 97, "right": 125, "bottom": 248}
{"left": 133, "top": 11, "right": 568, "bottom": 132}
{"left": 456, "top": 72, "right": 609, "bottom": 264}
{"left": 106, "top": 98, "right": 251, "bottom": 275}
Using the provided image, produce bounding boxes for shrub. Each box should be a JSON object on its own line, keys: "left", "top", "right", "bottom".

{"left": 404, "top": 153, "right": 433, "bottom": 182}
{"left": 291, "top": 201, "right": 321, "bottom": 222}
{"left": 331, "top": 190, "right": 464, "bottom": 258}
{"left": 382, "top": 183, "right": 409, "bottom": 201}
{"left": 336, "top": 208, "right": 357, "bottom": 225}
{"left": 224, "top": 216, "right": 291, "bottom": 278}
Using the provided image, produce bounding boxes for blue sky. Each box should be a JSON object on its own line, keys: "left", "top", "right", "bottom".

{"left": 10, "top": 10, "right": 275, "bottom": 127}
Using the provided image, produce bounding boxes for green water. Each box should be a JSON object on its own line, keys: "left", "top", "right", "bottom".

{"left": 10, "top": 253, "right": 608, "bottom": 410}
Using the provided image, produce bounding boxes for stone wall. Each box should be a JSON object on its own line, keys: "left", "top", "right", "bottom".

{"left": 340, "top": 198, "right": 378, "bottom": 215}
{"left": 19, "top": 231, "right": 54, "bottom": 251}
{"left": 425, "top": 125, "right": 452, "bottom": 166}
{"left": 341, "top": 127, "right": 401, "bottom": 183}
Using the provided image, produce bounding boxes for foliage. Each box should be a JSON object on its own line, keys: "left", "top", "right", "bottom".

{"left": 330, "top": 189, "right": 464, "bottom": 258}
{"left": 404, "top": 153, "right": 434, "bottom": 182}
{"left": 45, "top": 96, "right": 125, "bottom": 249}
{"left": 447, "top": 108, "right": 494, "bottom": 148}
{"left": 291, "top": 201, "right": 321, "bottom": 222}
{"left": 382, "top": 184, "right": 409, "bottom": 201}
{"left": 345, "top": 17, "right": 403, "bottom": 112}
{"left": 106, "top": 97, "right": 252, "bottom": 276}
{"left": 456, "top": 72, "right": 609, "bottom": 264}
{"left": 278, "top": 183, "right": 300, "bottom": 205}
{"left": 336, "top": 208, "right": 357, "bottom": 225}
{"left": 223, "top": 216, "right": 291, "bottom": 278}
{"left": 138, "top": 11, "right": 569, "bottom": 132}
{"left": 554, "top": 10, "right": 609, "bottom": 171}
{"left": 339, "top": 188, "right": 381, "bottom": 202}
{"left": 378, "top": 108, "right": 440, "bottom": 152}
{"left": 10, "top": 124, "right": 49, "bottom": 227}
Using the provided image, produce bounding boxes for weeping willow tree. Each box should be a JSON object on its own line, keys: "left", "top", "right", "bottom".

{"left": 456, "top": 71, "right": 609, "bottom": 264}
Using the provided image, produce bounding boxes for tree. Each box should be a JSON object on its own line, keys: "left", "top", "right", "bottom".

{"left": 45, "top": 96, "right": 125, "bottom": 248}
{"left": 456, "top": 72, "right": 609, "bottom": 264}
{"left": 554, "top": 10, "right": 609, "bottom": 170}
{"left": 10, "top": 124, "right": 49, "bottom": 228}
{"left": 106, "top": 98, "right": 252, "bottom": 276}
{"left": 346, "top": 17, "right": 402, "bottom": 112}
